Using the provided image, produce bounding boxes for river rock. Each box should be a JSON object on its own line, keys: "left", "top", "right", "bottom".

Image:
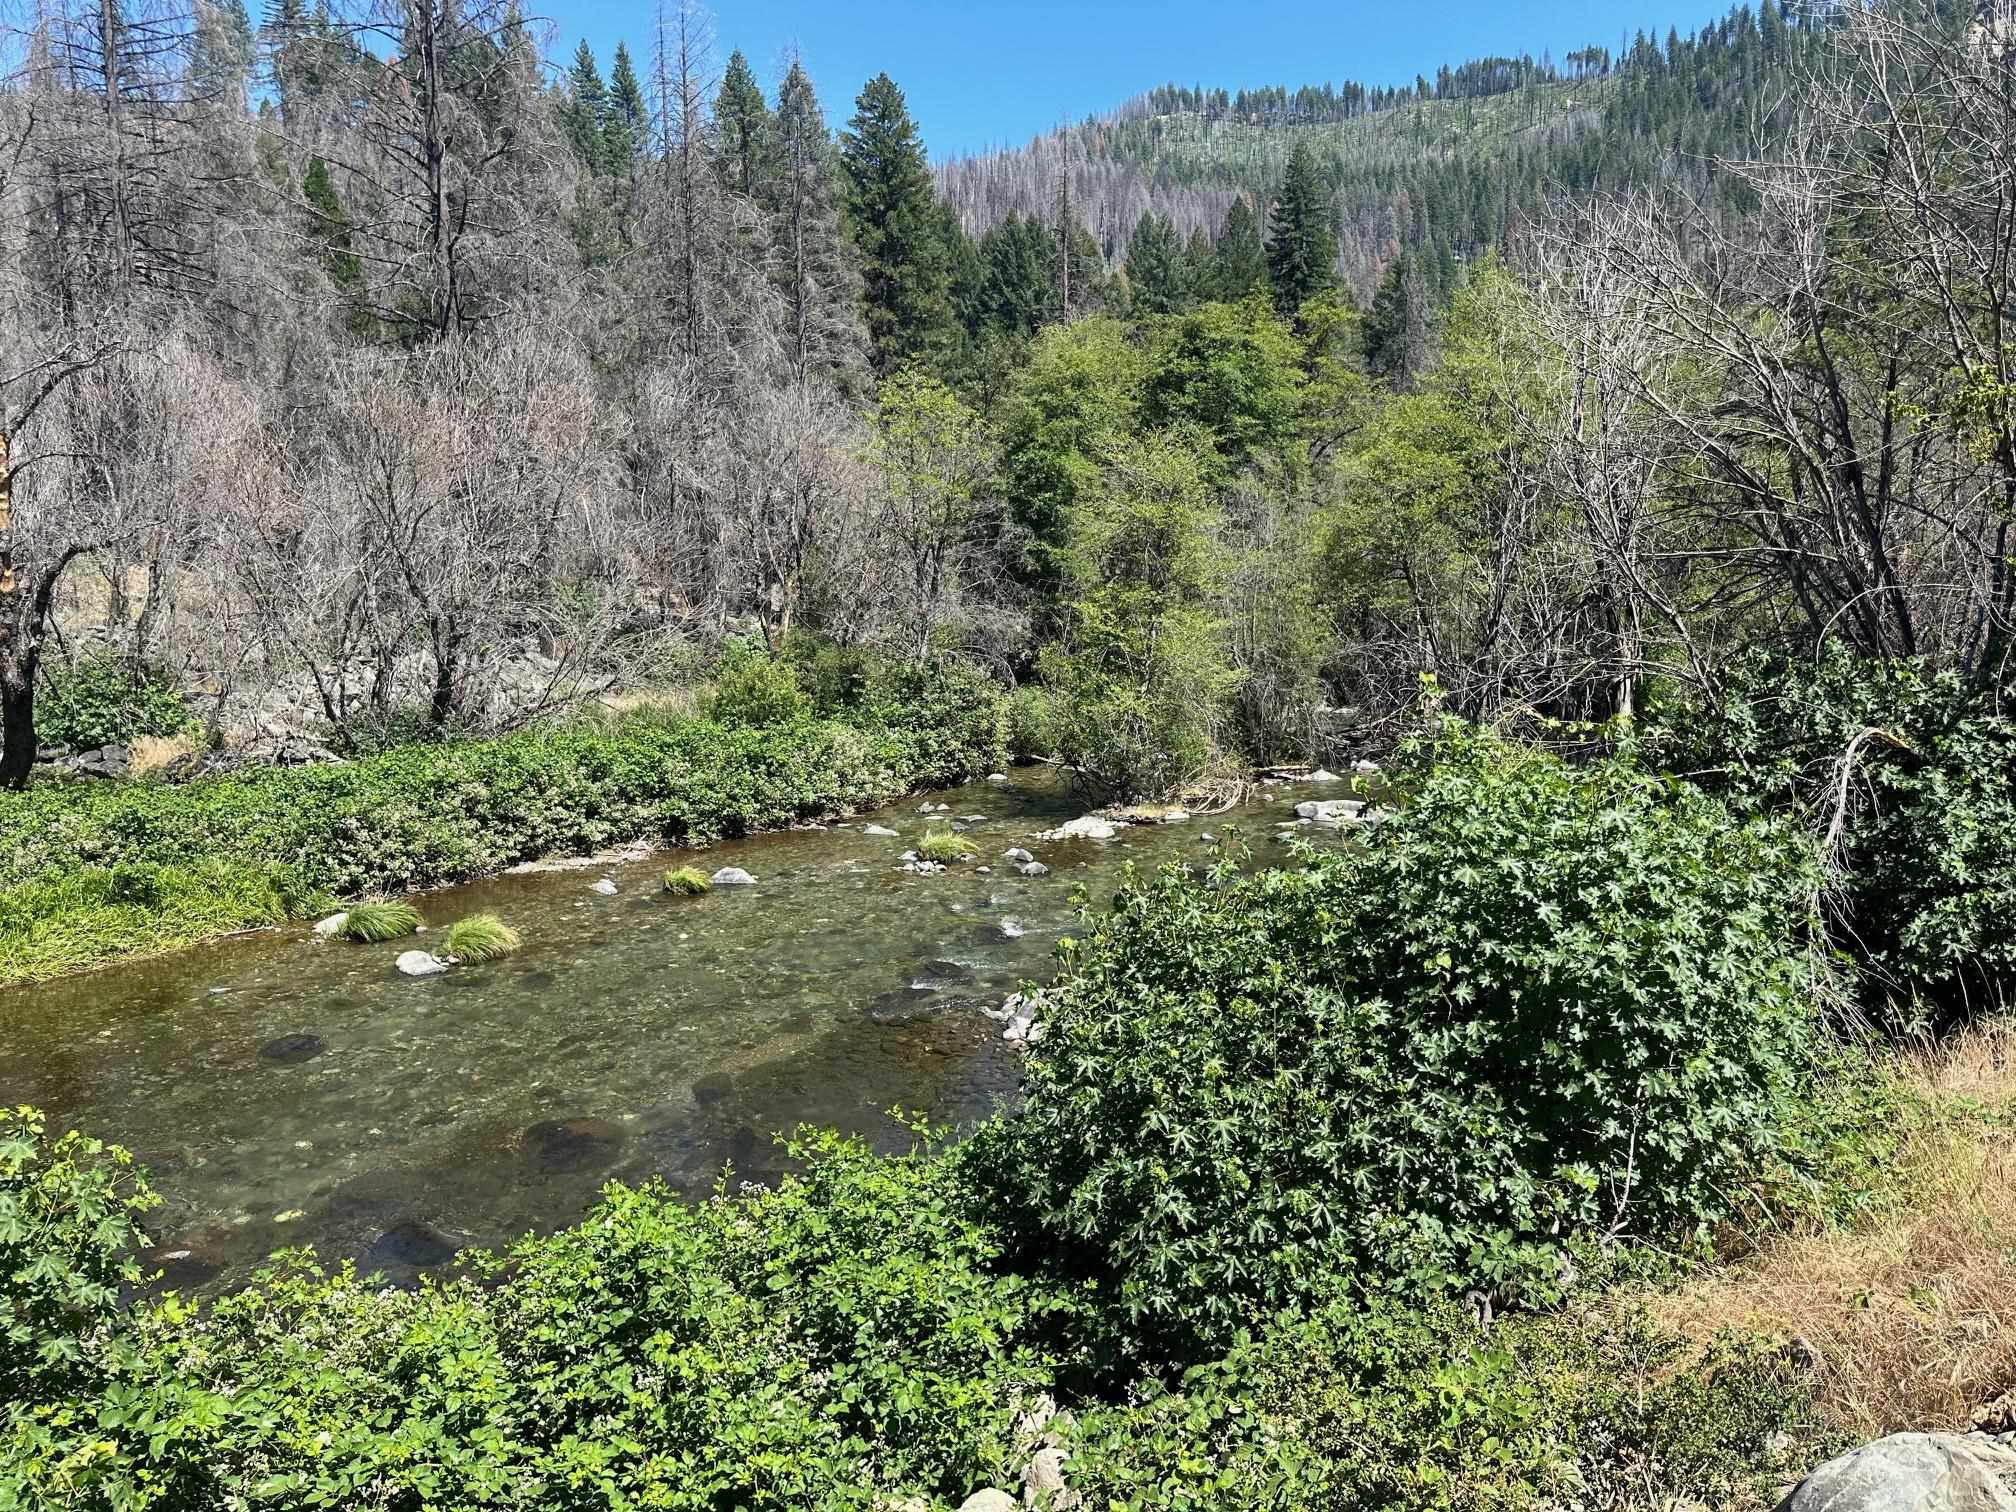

{"left": 900, "top": 860, "right": 944, "bottom": 875}
{"left": 257, "top": 1032, "right": 326, "bottom": 1065}
{"left": 312, "top": 912, "right": 350, "bottom": 937}
{"left": 1294, "top": 799, "right": 1364, "bottom": 823}
{"left": 957, "top": 1493, "right": 1018, "bottom": 1512}
{"left": 590, "top": 877, "right": 619, "bottom": 895}
{"left": 1777, "top": 1434, "right": 2016, "bottom": 1512}
{"left": 1353, "top": 759, "right": 1380, "bottom": 776}
{"left": 1024, "top": 1446, "right": 1073, "bottom": 1507}
{"left": 1018, "top": 861, "right": 1049, "bottom": 877}
{"left": 395, "top": 950, "right": 447, "bottom": 977}
{"left": 522, "top": 1116, "right": 627, "bottom": 1173}
{"left": 1000, "top": 920, "right": 1026, "bottom": 939}
{"left": 1040, "top": 816, "right": 1119, "bottom": 841}
{"left": 1004, "top": 847, "right": 1034, "bottom": 864}
{"left": 1307, "top": 768, "right": 1341, "bottom": 783}
{"left": 710, "top": 867, "right": 756, "bottom": 886}
{"left": 363, "top": 1219, "right": 461, "bottom": 1271}
{"left": 864, "top": 824, "right": 899, "bottom": 837}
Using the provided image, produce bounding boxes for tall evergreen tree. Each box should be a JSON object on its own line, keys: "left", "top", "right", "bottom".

{"left": 771, "top": 60, "right": 865, "bottom": 392}
{"left": 1211, "top": 197, "right": 1268, "bottom": 301}
{"left": 603, "top": 43, "right": 649, "bottom": 177}
{"left": 1265, "top": 142, "right": 1338, "bottom": 316}
{"left": 1125, "top": 211, "right": 1188, "bottom": 316}
{"left": 562, "top": 41, "right": 608, "bottom": 170}
{"left": 840, "top": 72, "right": 952, "bottom": 375}
{"left": 715, "top": 50, "right": 770, "bottom": 198}
{"left": 301, "top": 153, "right": 363, "bottom": 308}
{"left": 977, "top": 212, "right": 1053, "bottom": 336}
{"left": 1362, "top": 250, "right": 1431, "bottom": 387}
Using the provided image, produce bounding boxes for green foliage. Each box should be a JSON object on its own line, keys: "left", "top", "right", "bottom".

{"left": 1005, "top": 685, "right": 1058, "bottom": 762}
{"left": 441, "top": 912, "right": 521, "bottom": 962}
{"left": 0, "top": 1108, "right": 158, "bottom": 1411}
{"left": 841, "top": 72, "right": 954, "bottom": 376}
{"left": 1209, "top": 197, "right": 1269, "bottom": 303}
{"left": 34, "top": 655, "right": 195, "bottom": 754}
{"left": 1655, "top": 645, "right": 2016, "bottom": 1026}
{"left": 1125, "top": 211, "right": 1191, "bottom": 316}
{"left": 1140, "top": 297, "right": 1307, "bottom": 473}
{"left": 338, "top": 898, "right": 421, "bottom": 943}
{"left": 1042, "top": 434, "right": 1238, "bottom": 802}
{"left": 705, "top": 640, "right": 812, "bottom": 728}
{"left": 915, "top": 827, "right": 975, "bottom": 863}
{"left": 1264, "top": 142, "right": 1339, "bottom": 318}
{"left": 970, "top": 724, "right": 1833, "bottom": 1358}
{"left": 663, "top": 864, "right": 712, "bottom": 895}
{"left": 0, "top": 673, "right": 1005, "bottom": 982}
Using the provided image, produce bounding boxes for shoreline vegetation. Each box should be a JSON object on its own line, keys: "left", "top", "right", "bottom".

{"left": 0, "top": 656, "right": 1010, "bottom": 987}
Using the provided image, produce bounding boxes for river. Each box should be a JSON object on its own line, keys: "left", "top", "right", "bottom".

{"left": 0, "top": 767, "right": 1351, "bottom": 1290}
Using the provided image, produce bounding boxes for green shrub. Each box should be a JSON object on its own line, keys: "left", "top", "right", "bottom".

{"left": 916, "top": 828, "right": 975, "bottom": 863}
{"left": 0, "top": 1108, "right": 158, "bottom": 1408}
{"left": 340, "top": 899, "right": 421, "bottom": 942}
{"left": 705, "top": 639, "right": 811, "bottom": 728}
{"left": 326, "top": 700, "right": 472, "bottom": 755}
{"left": 1005, "top": 685, "right": 1057, "bottom": 763}
{"left": 1654, "top": 645, "right": 2016, "bottom": 1027}
{"left": 35, "top": 654, "right": 195, "bottom": 752}
{"left": 663, "top": 865, "right": 711, "bottom": 895}
{"left": 442, "top": 912, "right": 521, "bottom": 962}
{"left": 969, "top": 723, "right": 1832, "bottom": 1360}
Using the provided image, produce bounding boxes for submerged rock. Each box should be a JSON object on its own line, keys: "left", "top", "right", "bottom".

{"left": 1306, "top": 768, "right": 1340, "bottom": 783}
{"left": 863, "top": 824, "right": 899, "bottom": 837}
{"left": 1776, "top": 1433, "right": 2016, "bottom": 1512}
{"left": 257, "top": 1032, "right": 326, "bottom": 1066}
{"left": 1018, "top": 861, "right": 1049, "bottom": 878}
{"left": 710, "top": 867, "right": 757, "bottom": 886}
{"left": 363, "top": 1219, "right": 461, "bottom": 1271}
{"left": 999, "top": 920, "right": 1026, "bottom": 939}
{"left": 395, "top": 950, "right": 447, "bottom": 977}
{"left": 522, "top": 1116, "right": 627, "bottom": 1173}
{"left": 590, "top": 877, "right": 619, "bottom": 896}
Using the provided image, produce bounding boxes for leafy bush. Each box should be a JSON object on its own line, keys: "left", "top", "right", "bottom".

{"left": 1654, "top": 646, "right": 2016, "bottom": 1026}
{"left": 663, "top": 864, "right": 711, "bottom": 895}
{"left": 339, "top": 898, "right": 421, "bottom": 943}
{"left": 34, "top": 654, "right": 195, "bottom": 753}
{"left": 705, "top": 639, "right": 811, "bottom": 728}
{"left": 0, "top": 1107, "right": 157, "bottom": 1408}
{"left": 442, "top": 912, "right": 520, "bottom": 962}
{"left": 916, "top": 827, "right": 976, "bottom": 863}
{"left": 969, "top": 723, "right": 1833, "bottom": 1359}
{"left": 326, "top": 699, "right": 474, "bottom": 755}
{"left": 1005, "top": 685, "right": 1057, "bottom": 763}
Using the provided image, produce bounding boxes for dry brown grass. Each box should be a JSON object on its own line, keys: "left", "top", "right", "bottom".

{"left": 1645, "top": 1022, "right": 2016, "bottom": 1440}
{"left": 128, "top": 730, "right": 202, "bottom": 778}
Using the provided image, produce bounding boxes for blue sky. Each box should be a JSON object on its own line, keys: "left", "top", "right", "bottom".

{"left": 552, "top": 1, "right": 1745, "bottom": 161}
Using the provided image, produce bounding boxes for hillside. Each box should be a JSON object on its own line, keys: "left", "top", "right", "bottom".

{"left": 937, "top": 0, "right": 1821, "bottom": 295}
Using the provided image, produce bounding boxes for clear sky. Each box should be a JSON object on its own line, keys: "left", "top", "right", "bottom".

{"left": 549, "top": 0, "right": 1748, "bottom": 161}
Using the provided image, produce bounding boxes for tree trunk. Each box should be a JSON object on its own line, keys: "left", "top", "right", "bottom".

{"left": 0, "top": 659, "right": 34, "bottom": 791}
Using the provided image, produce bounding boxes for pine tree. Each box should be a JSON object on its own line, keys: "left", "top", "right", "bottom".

{"left": 1211, "top": 197, "right": 1268, "bottom": 301}
{"left": 563, "top": 41, "right": 608, "bottom": 170}
{"left": 1265, "top": 142, "right": 1338, "bottom": 317}
{"left": 1362, "top": 250, "right": 1430, "bottom": 387}
{"left": 715, "top": 50, "right": 770, "bottom": 198}
{"left": 603, "top": 43, "right": 649, "bottom": 179}
{"left": 840, "top": 72, "right": 952, "bottom": 376}
{"left": 771, "top": 60, "right": 865, "bottom": 391}
{"left": 1126, "top": 211, "right": 1188, "bottom": 316}
{"left": 977, "top": 212, "right": 1053, "bottom": 336}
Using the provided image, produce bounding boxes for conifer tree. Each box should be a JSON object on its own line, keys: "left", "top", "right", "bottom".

{"left": 715, "top": 50, "right": 770, "bottom": 198}
{"left": 840, "top": 72, "right": 952, "bottom": 375}
{"left": 603, "top": 43, "right": 649, "bottom": 178}
{"left": 977, "top": 212, "right": 1053, "bottom": 336}
{"left": 1211, "top": 197, "right": 1268, "bottom": 301}
{"left": 1362, "top": 250, "right": 1431, "bottom": 387}
{"left": 301, "top": 154, "right": 363, "bottom": 309}
{"left": 771, "top": 60, "right": 865, "bottom": 392}
{"left": 563, "top": 41, "right": 608, "bottom": 170}
{"left": 1125, "top": 211, "right": 1188, "bottom": 316}
{"left": 1265, "top": 141, "right": 1338, "bottom": 316}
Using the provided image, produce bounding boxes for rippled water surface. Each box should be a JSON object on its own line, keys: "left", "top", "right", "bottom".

{"left": 0, "top": 767, "right": 1349, "bottom": 1289}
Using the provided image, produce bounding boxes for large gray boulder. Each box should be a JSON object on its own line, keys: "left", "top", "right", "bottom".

{"left": 957, "top": 1493, "right": 1018, "bottom": 1512}
{"left": 1777, "top": 1434, "right": 2016, "bottom": 1512}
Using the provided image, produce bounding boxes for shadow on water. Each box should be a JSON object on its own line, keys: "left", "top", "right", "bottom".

{"left": 2, "top": 766, "right": 1357, "bottom": 1291}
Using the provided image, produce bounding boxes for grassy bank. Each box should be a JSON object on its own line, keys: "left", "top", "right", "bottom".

{"left": 0, "top": 658, "right": 1007, "bottom": 986}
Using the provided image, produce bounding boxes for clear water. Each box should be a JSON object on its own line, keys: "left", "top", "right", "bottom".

{"left": 0, "top": 768, "right": 1345, "bottom": 1291}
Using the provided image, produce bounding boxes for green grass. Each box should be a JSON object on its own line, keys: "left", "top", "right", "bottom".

{"left": 441, "top": 913, "right": 522, "bottom": 963}
{"left": 340, "top": 899, "right": 422, "bottom": 943}
{"left": 663, "top": 865, "right": 711, "bottom": 895}
{"left": 915, "top": 828, "right": 976, "bottom": 864}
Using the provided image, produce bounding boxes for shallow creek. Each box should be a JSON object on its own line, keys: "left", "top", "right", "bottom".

{"left": 0, "top": 767, "right": 1352, "bottom": 1290}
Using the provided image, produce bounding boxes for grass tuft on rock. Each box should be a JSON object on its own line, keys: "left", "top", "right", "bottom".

{"left": 340, "top": 899, "right": 422, "bottom": 943}
{"left": 441, "top": 912, "right": 521, "bottom": 963}
{"left": 915, "top": 828, "right": 975, "bottom": 864}
{"left": 663, "top": 865, "right": 711, "bottom": 895}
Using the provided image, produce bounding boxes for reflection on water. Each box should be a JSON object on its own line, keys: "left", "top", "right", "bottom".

{"left": 0, "top": 767, "right": 1346, "bottom": 1289}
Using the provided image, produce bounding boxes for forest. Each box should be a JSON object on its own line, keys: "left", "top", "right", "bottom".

{"left": 6, "top": 0, "right": 2016, "bottom": 1506}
